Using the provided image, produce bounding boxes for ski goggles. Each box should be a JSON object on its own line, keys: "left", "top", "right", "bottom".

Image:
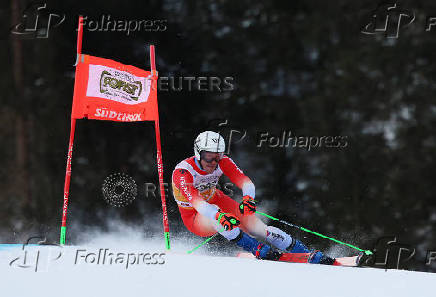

{"left": 201, "top": 151, "right": 224, "bottom": 163}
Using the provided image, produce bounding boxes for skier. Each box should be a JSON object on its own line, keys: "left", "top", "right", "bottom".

{"left": 171, "top": 131, "right": 339, "bottom": 264}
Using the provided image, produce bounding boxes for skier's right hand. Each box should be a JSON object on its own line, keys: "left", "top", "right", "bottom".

{"left": 215, "top": 210, "right": 240, "bottom": 231}
{"left": 239, "top": 195, "right": 256, "bottom": 215}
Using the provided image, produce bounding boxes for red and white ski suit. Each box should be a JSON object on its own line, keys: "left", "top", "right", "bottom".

{"left": 172, "top": 155, "right": 256, "bottom": 237}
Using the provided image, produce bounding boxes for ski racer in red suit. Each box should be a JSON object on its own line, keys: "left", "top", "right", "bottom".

{"left": 172, "top": 131, "right": 337, "bottom": 264}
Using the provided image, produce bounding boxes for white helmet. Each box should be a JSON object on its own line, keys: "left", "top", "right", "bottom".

{"left": 194, "top": 131, "right": 226, "bottom": 160}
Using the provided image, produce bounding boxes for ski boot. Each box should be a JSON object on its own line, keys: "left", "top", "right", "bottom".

{"left": 285, "top": 237, "right": 336, "bottom": 265}
{"left": 231, "top": 231, "right": 281, "bottom": 260}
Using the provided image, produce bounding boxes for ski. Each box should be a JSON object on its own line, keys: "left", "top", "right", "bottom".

{"left": 237, "top": 252, "right": 361, "bottom": 267}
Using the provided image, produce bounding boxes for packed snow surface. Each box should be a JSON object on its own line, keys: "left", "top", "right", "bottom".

{"left": 1, "top": 237, "right": 435, "bottom": 297}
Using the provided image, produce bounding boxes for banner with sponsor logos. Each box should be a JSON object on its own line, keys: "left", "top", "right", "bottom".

{"left": 71, "top": 54, "right": 158, "bottom": 122}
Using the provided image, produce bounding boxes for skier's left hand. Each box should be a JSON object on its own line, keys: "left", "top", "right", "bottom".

{"left": 239, "top": 195, "right": 256, "bottom": 215}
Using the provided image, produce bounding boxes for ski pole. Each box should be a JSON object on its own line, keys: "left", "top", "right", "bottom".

{"left": 187, "top": 227, "right": 225, "bottom": 254}
{"left": 256, "top": 211, "right": 373, "bottom": 255}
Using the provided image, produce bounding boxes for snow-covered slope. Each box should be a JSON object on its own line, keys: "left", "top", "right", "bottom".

{"left": 1, "top": 241, "right": 435, "bottom": 297}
